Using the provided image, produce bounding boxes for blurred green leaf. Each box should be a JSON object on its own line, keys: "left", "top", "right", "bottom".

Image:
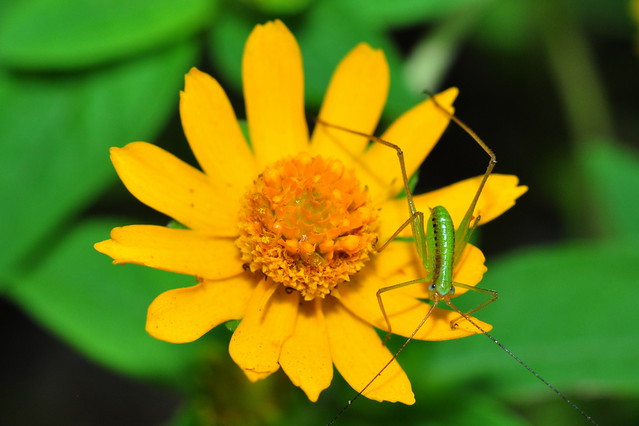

{"left": 248, "top": 0, "right": 312, "bottom": 15}
{"left": 224, "top": 319, "right": 241, "bottom": 332}
{"left": 337, "top": 0, "right": 488, "bottom": 28}
{"left": 0, "top": 40, "right": 197, "bottom": 280}
{"left": 0, "top": 0, "right": 213, "bottom": 70}
{"left": 314, "top": 376, "right": 528, "bottom": 426}
{"left": 580, "top": 141, "right": 639, "bottom": 237}
{"left": 404, "top": 9, "right": 480, "bottom": 91}
{"left": 8, "top": 219, "right": 214, "bottom": 385}
{"left": 409, "top": 238, "right": 639, "bottom": 401}
{"left": 207, "top": 8, "right": 254, "bottom": 92}
{"left": 208, "top": 4, "right": 420, "bottom": 121}
{"left": 168, "top": 220, "right": 189, "bottom": 230}
{"left": 474, "top": 0, "right": 536, "bottom": 53}
{"left": 578, "top": 0, "right": 636, "bottom": 38}
{"left": 441, "top": 393, "right": 530, "bottom": 426}
{"left": 297, "top": 0, "right": 419, "bottom": 118}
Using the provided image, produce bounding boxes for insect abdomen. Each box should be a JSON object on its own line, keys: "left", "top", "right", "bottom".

{"left": 426, "top": 206, "right": 455, "bottom": 295}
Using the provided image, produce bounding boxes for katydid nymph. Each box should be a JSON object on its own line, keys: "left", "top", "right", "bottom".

{"left": 318, "top": 93, "right": 598, "bottom": 425}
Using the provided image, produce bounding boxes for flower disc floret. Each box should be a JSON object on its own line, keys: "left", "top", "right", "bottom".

{"left": 236, "top": 152, "right": 378, "bottom": 300}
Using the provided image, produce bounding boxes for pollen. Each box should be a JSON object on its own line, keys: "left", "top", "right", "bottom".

{"left": 236, "top": 153, "right": 379, "bottom": 300}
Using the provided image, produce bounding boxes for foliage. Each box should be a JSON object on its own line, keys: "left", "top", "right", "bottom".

{"left": 1, "top": 0, "right": 637, "bottom": 424}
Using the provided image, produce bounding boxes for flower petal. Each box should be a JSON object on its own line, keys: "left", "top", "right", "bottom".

{"left": 324, "top": 297, "right": 414, "bottom": 404}
{"left": 376, "top": 195, "right": 415, "bottom": 243}
{"left": 378, "top": 174, "right": 527, "bottom": 240}
{"left": 279, "top": 300, "right": 333, "bottom": 402}
{"left": 361, "top": 88, "right": 458, "bottom": 203}
{"left": 180, "top": 68, "right": 256, "bottom": 192}
{"left": 377, "top": 243, "right": 487, "bottom": 300}
{"left": 146, "top": 275, "right": 254, "bottom": 343}
{"left": 111, "top": 142, "right": 238, "bottom": 236}
{"left": 372, "top": 241, "right": 420, "bottom": 281}
{"left": 243, "top": 20, "right": 308, "bottom": 168}
{"left": 94, "top": 225, "right": 243, "bottom": 279}
{"left": 413, "top": 174, "right": 528, "bottom": 229}
{"left": 336, "top": 271, "right": 491, "bottom": 341}
{"left": 452, "top": 244, "right": 487, "bottom": 296}
{"left": 229, "top": 280, "right": 299, "bottom": 380}
{"left": 311, "top": 43, "right": 389, "bottom": 165}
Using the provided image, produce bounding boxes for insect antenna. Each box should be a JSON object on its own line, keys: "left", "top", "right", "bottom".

{"left": 444, "top": 299, "right": 599, "bottom": 426}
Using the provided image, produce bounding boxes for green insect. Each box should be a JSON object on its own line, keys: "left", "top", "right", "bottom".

{"left": 318, "top": 93, "right": 597, "bottom": 425}
{"left": 364, "top": 105, "right": 497, "bottom": 342}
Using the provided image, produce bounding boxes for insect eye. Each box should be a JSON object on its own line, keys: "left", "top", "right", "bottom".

{"left": 449, "top": 286, "right": 456, "bottom": 296}
{"left": 428, "top": 283, "right": 436, "bottom": 292}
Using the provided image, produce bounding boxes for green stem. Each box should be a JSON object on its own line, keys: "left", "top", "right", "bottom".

{"left": 534, "top": 0, "right": 614, "bottom": 238}
{"left": 534, "top": 0, "right": 613, "bottom": 144}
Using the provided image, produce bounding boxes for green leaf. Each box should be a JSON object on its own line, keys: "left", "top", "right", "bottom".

{"left": 224, "top": 319, "right": 241, "bottom": 332}
{"left": 247, "top": 0, "right": 312, "bottom": 15}
{"left": 0, "top": 40, "right": 197, "bottom": 281}
{"left": 207, "top": 4, "right": 420, "bottom": 121}
{"left": 580, "top": 141, "right": 639, "bottom": 238}
{"left": 7, "top": 219, "right": 215, "bottom": 385}
{"left": 440, "top": 393, "right": 530, "bottom": 426}
{"left": 0, "top": 0, "right": 214, "bottom": 70}
{"left": 577, "top": 0, "right": 636, "bottom": 38}
{"left": 408, "top": 238, "right": 639, "bottom": 400}
{"left": 474, "top": 0, "right": 536, "bottom": 52}
{"left": 168, "top": 220, "right": 189, "bottom": 230}
{"left": 296, "top": 0, "right": 419, "bottom": 118}
{"left": 404, "top": 10, "right": 480, "bottom": 91}
{"left": 207, "top": 8, "right": 254, "bottom": 93}
{"left": 336, "top": 0, "right": 487, "bottom": 29}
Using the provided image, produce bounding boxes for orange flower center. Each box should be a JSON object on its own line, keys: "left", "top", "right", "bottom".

{"left": 236, "top": 152, "right": 379, "bottom": 300}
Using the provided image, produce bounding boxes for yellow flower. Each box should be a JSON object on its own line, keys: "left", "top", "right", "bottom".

{"left": 95, "top": 20, "right": 526, "bottom": 403}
